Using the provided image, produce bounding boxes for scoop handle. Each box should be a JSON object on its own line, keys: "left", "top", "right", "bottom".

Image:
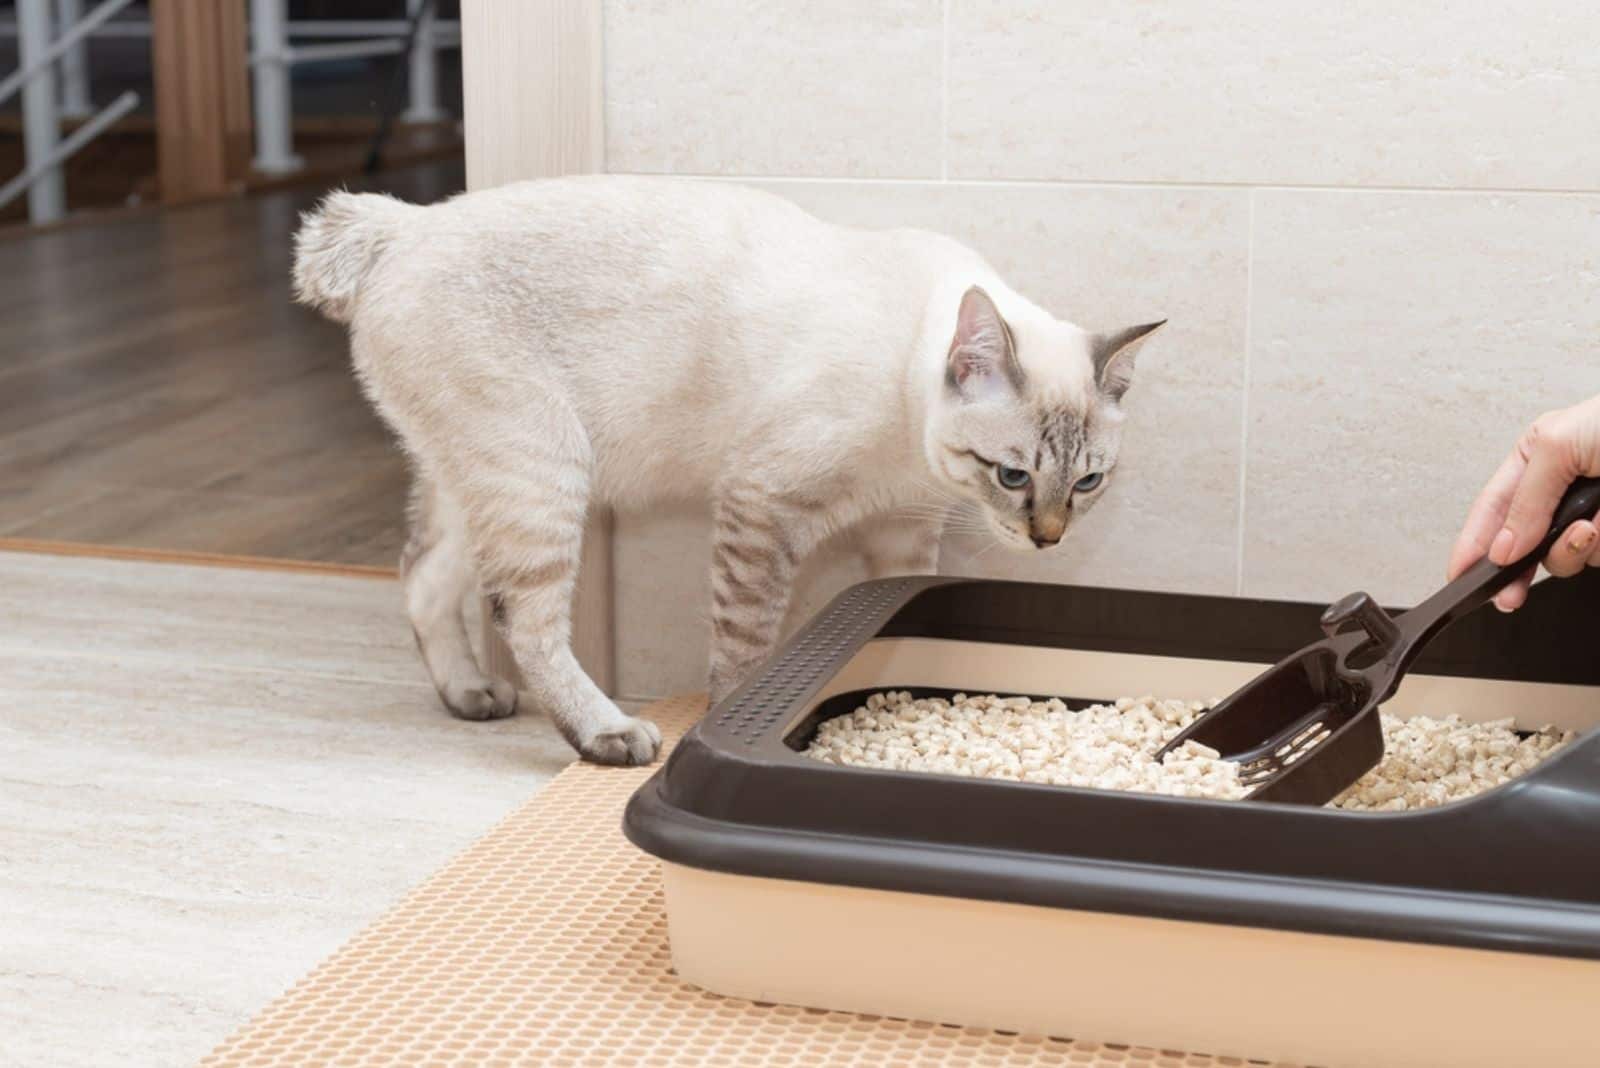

{"left": 1403, "top": 475, "right": 1600, "bottom": 642}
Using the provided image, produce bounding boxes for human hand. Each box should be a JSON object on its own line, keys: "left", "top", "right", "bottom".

{"left": 1447, "top": 395, "right": 1600, "bottom": 611}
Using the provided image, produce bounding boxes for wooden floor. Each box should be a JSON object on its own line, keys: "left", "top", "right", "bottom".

{"left": 0, "top": 159, "right": 466, "bottom": 566}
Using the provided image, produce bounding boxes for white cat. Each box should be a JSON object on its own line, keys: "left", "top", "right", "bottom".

{"left": 293, "top": 176, "right": 1162, "bottom": 766}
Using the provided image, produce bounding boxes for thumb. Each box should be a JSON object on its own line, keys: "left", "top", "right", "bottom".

{"left": 1490, "top": 419, "right": 1583, "bottom": 566}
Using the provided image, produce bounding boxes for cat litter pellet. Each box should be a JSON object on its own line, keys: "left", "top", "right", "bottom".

{"left": 805, "top": 690, "right": 1575, "bottom": 810}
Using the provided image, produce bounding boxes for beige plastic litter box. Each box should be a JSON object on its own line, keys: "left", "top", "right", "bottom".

{"left": 624, "top": 575, "right": 1600, "bottom": 1068}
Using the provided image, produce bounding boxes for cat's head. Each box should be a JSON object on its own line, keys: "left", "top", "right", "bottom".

{"left": 926, "top": 285, "right": 1164, "bottom": 551}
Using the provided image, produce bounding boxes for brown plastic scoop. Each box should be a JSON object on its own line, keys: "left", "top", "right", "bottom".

{"left": 1157, "top": 475, "right": 1600, "bottom": 805}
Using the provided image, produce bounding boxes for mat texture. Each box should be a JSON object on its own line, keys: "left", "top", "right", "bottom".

{"left": 203, "top": 695, "right": 1287, "bottom": 1068}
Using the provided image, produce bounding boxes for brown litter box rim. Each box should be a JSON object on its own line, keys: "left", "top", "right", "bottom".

{"left": 625, "top": 574, "right": 1600, "bottom": 962}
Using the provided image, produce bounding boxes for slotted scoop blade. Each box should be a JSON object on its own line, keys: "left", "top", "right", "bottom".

{"left": 1158, "top": 475, "right": 1600, "bottom": 806}
{"left": 1161, "top": 635, "right": 1385, "bottom": 804}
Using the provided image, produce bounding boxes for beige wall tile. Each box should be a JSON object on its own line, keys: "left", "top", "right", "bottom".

{"left": 1243, "top": 190, "right": 1600, "bottom": 606}
{"left": 613, "top": 504, "right": 866, "bottom": 701}
{"left": 604, "top": 0, "right": 943, "bottom": 178}
{"left": 947, "top": 1, "right": 1600, "bottom": 190}
{"left": 613, "top": 505, "right": 710, "bottom": 698}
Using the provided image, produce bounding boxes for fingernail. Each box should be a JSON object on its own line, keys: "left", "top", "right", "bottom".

{"left": 1489, "top": 528, "right": 1516, "bottom": 565}
{"left": 1569, "top": 526, "right": 1598, "bottom": 554}
{"left": 1494, "top": 595, "right": 1514, "bottom": 613}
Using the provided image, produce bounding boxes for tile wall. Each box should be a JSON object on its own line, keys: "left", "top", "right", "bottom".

{"left": 602, "top": 0, "right": 1600, "bottom": 699}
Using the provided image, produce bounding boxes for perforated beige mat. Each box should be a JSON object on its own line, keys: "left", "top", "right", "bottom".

{"left": 203, "top": 696, "right": 1288, "bottom": 1068}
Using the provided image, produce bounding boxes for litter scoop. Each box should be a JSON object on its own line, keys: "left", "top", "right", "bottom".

{"left": 1157, "top": 475, "right": 1600, "bottom": 805}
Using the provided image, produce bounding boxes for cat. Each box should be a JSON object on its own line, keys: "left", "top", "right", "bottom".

{"left": 292, "top": 176, "right": 1163, "bottom": 767}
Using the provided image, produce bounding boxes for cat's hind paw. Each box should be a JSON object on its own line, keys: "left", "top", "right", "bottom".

{"left": 579, "top": 716, "right": 662, "bottom": 766}
{"left": 442, "top": 677, "right": 519, "bottom": 721}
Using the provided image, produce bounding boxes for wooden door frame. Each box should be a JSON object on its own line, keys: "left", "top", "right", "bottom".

{"left": 151, "top": 0, "right": 252, "bottom": 205}
{"left": 459, "top": 1, "right": 615, "bottom": 695}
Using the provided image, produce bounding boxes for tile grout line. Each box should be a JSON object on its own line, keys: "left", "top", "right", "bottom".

{"left": 1234, "top": 190, "right": 1257, "bottom": 596}
{"left": 678, "top": 173, "right": 1600, "bottom": 198}
{"left": 939, "top": 0, "right": 950, "bottom": 182}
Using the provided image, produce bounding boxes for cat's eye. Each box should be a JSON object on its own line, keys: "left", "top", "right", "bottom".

{"left": 1074, "top": 472, "right": 1105, "bottom": 493}
{"left": 996, "top": 465, "right": 1032, "bottom": 490}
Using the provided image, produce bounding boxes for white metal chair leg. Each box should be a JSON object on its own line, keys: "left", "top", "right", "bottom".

{"left": 249, "top": 0, "right": 301, "bottom": 173}
{"left": 402, "top": 0, "right": 445, "bottom": 122}
{"left": 16, "top": 0, "right": 64, "bottom": 223}
{"left": 0, "top": 89, "right": 136, "bottom": 213}
{"left": 55, "top": 0, "right": 92, "bottom": 118}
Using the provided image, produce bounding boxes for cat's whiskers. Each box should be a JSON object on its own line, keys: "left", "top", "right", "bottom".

{"left": 944, "top": 521, "right": 996, "bottom": 539}
{"left": 968, "top": 537, "right": 1009, "bottom": 563}
{"left": 881, "top": 500, "right": 993, "bottom": 538}
{"left": 879, "top": 501, "right": 959, "bottom": 522}
{"left": 906, "top": 476, "right": 967, "bottom": 506}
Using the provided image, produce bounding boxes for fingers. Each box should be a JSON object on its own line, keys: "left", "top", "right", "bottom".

{"left": 1490, "top": 415, "right": 1584, "bottom": 569}
{"left": 1448, "top": 448, "right": 1527, "bottom": 580}
{"left": 1451, "top": 395, "right": 1600, "bottom": 607}
{"left": 1492, "top": 566, "right": 1535, "bottom": 613}
{"left": 1544, "top": 518, "right": 1600, "bottom": 578}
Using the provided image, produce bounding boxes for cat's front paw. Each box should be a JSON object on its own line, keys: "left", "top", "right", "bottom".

{"left": 442, "top": 676, "right": 519, "bottom": 721}
{"left": 579, "top": 716, "right": 663, "bottom": 766}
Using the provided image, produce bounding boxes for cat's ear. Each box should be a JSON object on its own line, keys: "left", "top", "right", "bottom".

{"left": 947, "top": 285, "right": 1024, "bottom": 401}
{"left": 1092, "top": 320, "right": 1165, "bottom": 402}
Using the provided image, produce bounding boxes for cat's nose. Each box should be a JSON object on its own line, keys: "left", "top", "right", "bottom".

{"left": 1030, "top": 514, "right": 1067, "bottom": 547}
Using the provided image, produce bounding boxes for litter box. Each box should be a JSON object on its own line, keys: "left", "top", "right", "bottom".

{"left": 623, "top": 574, "right": 1600, "bottom": 1068}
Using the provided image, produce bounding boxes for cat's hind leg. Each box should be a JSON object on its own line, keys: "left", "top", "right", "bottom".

{"left": 400, "top": 475, "right": 518, "bottom": 721}
{"left": 454, "top": 401, "right": 660, "bottom": 766}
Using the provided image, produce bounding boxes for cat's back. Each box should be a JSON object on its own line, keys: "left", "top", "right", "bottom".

{"left": 378, "top": 175, "right": 969, "bottom": 332}
{"left": 334, "top": 175, "right": 979, "bottom": 502}
{"left": 377, "top": 175, "right": 952, "bottom": 378}
{"left": 415, "top": 175, "right": 832, "bottom": 273}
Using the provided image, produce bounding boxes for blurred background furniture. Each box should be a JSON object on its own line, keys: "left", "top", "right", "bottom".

{"left": 0, "top": 0, "right": 463, "bottom": 224}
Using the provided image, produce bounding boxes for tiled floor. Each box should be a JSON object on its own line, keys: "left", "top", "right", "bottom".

{"left": 0, "top": 549, "right": 603, "bottom": 1068}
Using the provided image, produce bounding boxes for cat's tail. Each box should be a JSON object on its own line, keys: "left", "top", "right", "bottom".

{"left": 292, "top": 190, "right": 417, "bottom": 324}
